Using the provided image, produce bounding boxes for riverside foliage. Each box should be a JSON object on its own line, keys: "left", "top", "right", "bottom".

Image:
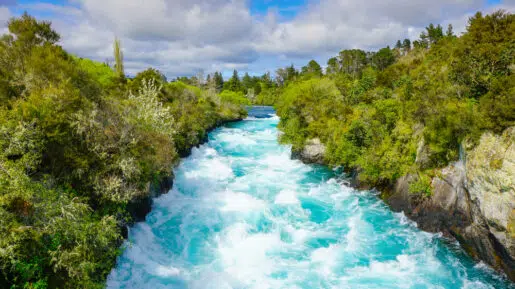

{"left": 271, "top": 11, "right": 514, "bottom": 191}
{"left": 0, "top": 13, "right": 246, "bottom": 288}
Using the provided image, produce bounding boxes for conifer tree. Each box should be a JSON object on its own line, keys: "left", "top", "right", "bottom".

{"left": 395, "top": 40, "right": 402, "bottom": 49}
{"left": 402, "top": 38, "right": 411, "bottom": 53}
{"left": 446, "top": 24, "right": 454, "bottom": 37}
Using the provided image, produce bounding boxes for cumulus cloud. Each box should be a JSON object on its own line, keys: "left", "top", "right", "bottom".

{"left": 77, "top": 0, "right": 255, "bottom": 43}
{"left": 3, "top": 0, "right": 514, "bottom": 77}
{"left": 42, "top": 0, "right": 259, "bottom": 76}
{"left": 0, "top": 5, "right": 10, "bottom": 24}
{"left": 0, "top": 5, "right": 10, "bottom": 34}
{"left": 253, "top": 0, "right": 489, "bottom": 55}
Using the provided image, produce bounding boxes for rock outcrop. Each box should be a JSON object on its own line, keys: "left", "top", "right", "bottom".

{"left": 384, "top": 162, "right": 515, "bottom": 280}
{"left": 465, "top": 127, "right": 515, "bottom": 259}
{"left": 384, "top": 127, "right": 515, "bottom": 281}
{"left": 292, "top": 127, "right": 515, "bottom": 281}
{"left": 292, "top": 138, "right": 326, "bottom": 164}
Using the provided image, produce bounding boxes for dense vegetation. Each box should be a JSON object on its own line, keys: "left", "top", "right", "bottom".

{"left": 1, "top": 9, "right": 512, "bottom": 288}
{"left": 0, "top": 13, "right": 246, "bottom": 288}
{"left": 270, "top": 11, "right": 514, "bottom": 192}
{"left": 162, "top": 11, "right": 514, "bottom": 194}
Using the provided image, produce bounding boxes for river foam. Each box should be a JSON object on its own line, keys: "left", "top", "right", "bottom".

{"left": 107, "top": 108, "right": 514, "bottom": 289}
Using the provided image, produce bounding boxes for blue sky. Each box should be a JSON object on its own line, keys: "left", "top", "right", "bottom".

{"left": 250, "top": 0, "right": 309, "bottom": 19}
{"left": 0, "top": 0, "right": 512, "bottom": 79}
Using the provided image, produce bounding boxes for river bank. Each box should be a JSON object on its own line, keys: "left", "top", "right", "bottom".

{"left": 124, "top": 116, "right": 246, "bottom": 233}
{"left": 291, "top": 127, "right": 515, "bottom": 282}
{"left": 108, "top": 107, "right": 513, "bottom": 288}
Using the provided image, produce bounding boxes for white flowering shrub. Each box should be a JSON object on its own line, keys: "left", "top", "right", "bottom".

{"left": 128, "top": 78, "right": 175, "bottom": 139}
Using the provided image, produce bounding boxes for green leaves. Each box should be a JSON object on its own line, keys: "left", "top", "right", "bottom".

{"left": 371, "top": 47, "right": 395, "bottom": 71}
{"left": 275, "top": 10, "right": 514, "bottom": 191}
{"left": 7, "top": 12, "right": 60, "bottom": 48}
{"left": 409, "top": 173, "right": 432, "bottom": 196}
{"left": 219, "top": 90, "right": 251, "bottom": 106}
{"left": 0, "top": 12, "right": 247, "bottom": 289}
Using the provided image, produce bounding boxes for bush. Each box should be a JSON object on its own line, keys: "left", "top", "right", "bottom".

{"left": 219, "top": 90, "right": 251, "bottom": 105}
{"left": 274, "top": 10, "right": 514, "bottom": 190}
{"left": 0, "top": 13, "right": 247, "bottom": 288}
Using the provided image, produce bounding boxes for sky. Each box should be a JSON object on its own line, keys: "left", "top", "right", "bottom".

{"left": 0, "top": 0, "right": 513, "bottom": 79}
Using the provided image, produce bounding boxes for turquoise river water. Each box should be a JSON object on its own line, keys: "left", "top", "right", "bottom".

{"left": 107, "top": 107, "right": 514, "bottom": 289}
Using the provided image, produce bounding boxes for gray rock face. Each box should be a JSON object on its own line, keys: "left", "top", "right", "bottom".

{"left": 385, "top": 162, "right": 515, "bottom": 280}
{"left": 291, "top": 129, "right": 515, "bottom": 281}
{"left": 386, "top": 164, "right": 474, "bottom": 237}
{"left": 292, "top": 138, "right": 326, "bottom": 164}
{"left": 465, "top": 127, "right": 515, "bottom": 258}
{"left": 384, "top": 128, "right": 515, "bottom": 281}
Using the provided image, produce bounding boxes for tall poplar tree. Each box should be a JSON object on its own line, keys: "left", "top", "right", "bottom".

{"left": 113, "top": 37, "right": 124, "bottom": 79}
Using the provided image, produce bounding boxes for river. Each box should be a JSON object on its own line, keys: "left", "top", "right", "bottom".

{"left": 107, "top": 107, "right": 513, "bottom": 289}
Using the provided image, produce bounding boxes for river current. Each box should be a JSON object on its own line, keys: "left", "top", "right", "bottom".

{"left": 107, "top": 107, "right": 513, "bottom": 289}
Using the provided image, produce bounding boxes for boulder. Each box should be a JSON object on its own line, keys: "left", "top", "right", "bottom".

{"left": 292, "top": 138, "right": 326, "bottom": 164}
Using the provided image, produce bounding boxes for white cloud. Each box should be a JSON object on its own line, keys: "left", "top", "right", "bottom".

{"left": 253, "top": 0, "right": 489, "bottom": 56}
{"left": 5, "top": 0, "right": 514, "bottom": 77}
{"left": 77, "top": 0, "right": 254, "bottom": 43}
{"left": 55, "top": 0, "right": 259, "bottom": 75}
{"left": 0, "top": 5, "right": 10, "bottom": 30}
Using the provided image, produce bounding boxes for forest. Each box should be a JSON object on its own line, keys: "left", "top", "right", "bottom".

{"left": 210, "top": 10, "right": 513, "bottom": 195}
{"left": 0, "top": 13, "right": 246, "bottom": 288}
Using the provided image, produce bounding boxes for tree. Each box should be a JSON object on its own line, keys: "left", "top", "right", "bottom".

{"left": 113, "top": 37, "right": 124, "bottom": 79}
{"left": 129, "top": 68, "right": 166, "bottom": 93}
{"left": 395, "top": 40, "right": 402, "bottom": 49}
{"left": 219, "top": 90, "right": 250, "bottom": 105}
{"left": 224, "top": 69, "right": 242, "bottom": 92}
{"left": 402, "top": 38, "right": 411, "bottom": 53}
{"left": 241, "top": 72, "right": 253, "bottom": 93}
{"left": 7, "top": 12, "right": 60, "bottom": 48}
{"left": 413, "top": 40, "right": 424, "bottom": 49}
{"left": 276, "top": 65, "right": 298, "bottom": 86}
{"left": 446, "top": 24, "right": 454, "bottom": 37}
{"left": 451, "top": 10, "right": 514, "bottom": 101}
{"left": 421, "top": 23, "right": 444, "bottom": 46}
{"left": 213, "top": 72, "right": 224, "bottom": 92}
{"left": 339, "top": 49, "right": 367, "bottom": 78}
{"left": 260, "top": 72, "right": 273, "bottom": 89}
{"left": 430, "top": 24, "right": 444, "bottom": 43}
{"left": 174, "top": 76, "right": 193, "bottom": 85}
{"left": 275, "top": 68, "right": 287, "bottom": 86}
{"left": 1, "top": 12, "right": 63, "bottom": 100}
{"left": 301, "top": 60, "right": 323, "bottom": 77}
{"left": 286, "top": 64, "right": 298, "bottom": 81}
{"left": 253, "top": 80, "right": 262, "bottom": 96}
{"left": 371, "top": 47, "right": 395, "bottom": 71}
{"left": 206, "top": 73, "right": 212, "bottom": 89}
{"left": 326, "top": 57, "right": 339, "bottom": 75}
{"left": 0, "top": 12, "right": 250, "bottom": 289}
{"left": 419, "top": 32, "right": 429, "bottom": 48}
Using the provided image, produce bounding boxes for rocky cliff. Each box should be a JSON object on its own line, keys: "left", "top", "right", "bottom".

{"left": 384, "top": 161, "right": 515, "bottom": 281}
{"left": 292, "top": 129, "right": 515, "bottom": 281}
{"left": 466, "top": 127, "right": 515, "bottom": 259}
{"left": 382, "top": 128, "right": 515, "bottom": 280}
